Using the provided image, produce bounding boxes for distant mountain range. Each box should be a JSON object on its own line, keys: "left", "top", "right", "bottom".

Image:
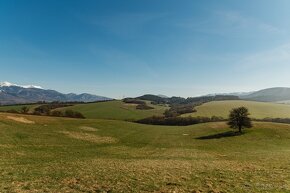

{"left": 1, "top": 81, "right": 290, "bottom": 105}
{"left": 207, "top": 87, "right": 290, "bottom": 102}
{"left": 0, "top": 82, "right": 112, "bottom": 105}
{"left": 239, "top": 87, "right": 290, "bottom": 102}
{"left": 139, "top": 87, "right": 290, "bottom": 104}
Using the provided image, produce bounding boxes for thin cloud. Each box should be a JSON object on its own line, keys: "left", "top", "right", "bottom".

{"left": 217, "top": 10, "right": 282, "bottom": 33}
{"left": 175, "top": 10, "right": 283, "bottom": 36}
{"left": 238, "top": 43, "right": 290, "bottom": 70}
{"left": 90, "top": 12, "right": 168, "bottom": 37}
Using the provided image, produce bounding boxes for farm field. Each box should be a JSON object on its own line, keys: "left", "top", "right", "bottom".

{"left": 0, "top": 112, "right": 289, "bottom": 192}
{"left": 183, "top": 100, "right": 290, "bottom": 119}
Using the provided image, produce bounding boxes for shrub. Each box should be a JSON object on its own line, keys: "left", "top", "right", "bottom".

{"left": 50, "top": 110, "right": 63, "bottom": 117}
{"left": 64, "top": 110, "right": 85, "bottom": 119}
{"left": 136, "top": 104, "right": 154, "bottom": 110}
{"left": 136, "top": 116, "right": 225, "bottom": 126}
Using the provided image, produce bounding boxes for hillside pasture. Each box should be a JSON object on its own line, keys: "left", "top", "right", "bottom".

{"left": 183, "top": 100, "right": 290, "bottom": 119}
{"left": 55, "top": 100, "right": 168, "bottom": 120}
{"left": 0, "top": 104, "right": 39, "bottom": 113}
{"left": 0, "top": 113, "right": 289, "bottom": 192}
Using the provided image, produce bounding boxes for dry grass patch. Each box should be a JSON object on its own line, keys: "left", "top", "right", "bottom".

{"left": 6, "top": 116, "right": 35, "bottom": 124}
{"left": 79, "top": 126, "right": 98, "bottom": 132}
{"left": 123, "top": 103, "right": 138, "bottom": 107}
{"left": 60, "top": 131, "right": 118, "bottom": 144}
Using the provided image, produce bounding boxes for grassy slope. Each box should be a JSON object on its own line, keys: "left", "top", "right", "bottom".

{"left": 0, "top": 113, "right": 289, "bottom": 192}
{"left": 183, "top": 100, "right": 290, "bottom": 119}
{"left": 0, "top": 104, "right": 39, "bottom": 113}
{"left": 56, "top": 100, "right": 168, "bottom": 120}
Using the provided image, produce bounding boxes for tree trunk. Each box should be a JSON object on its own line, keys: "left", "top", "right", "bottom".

{"left": 238, "top": 125, "right": 242, "bottom": 133}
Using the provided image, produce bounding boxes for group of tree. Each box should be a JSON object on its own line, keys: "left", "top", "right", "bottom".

{"left": 164, "top": 104, "right": 196, "bottom": 117}
{"left": 136, "top": 115, "right": 225, "bottom": 126}
{"left": 257, "top": 117, "right": 290, "bottom": 124}
{"left": 123, "top": 98, "right": 154, "bottom": 110}
{"left": 136, "top": 94, "right": 239, "bottom": 106}
{"left": 33, "top": 104, "right": 85, "bottom": 118}
{"left": 2, "top": 102, "right": 85, "bottom": 119}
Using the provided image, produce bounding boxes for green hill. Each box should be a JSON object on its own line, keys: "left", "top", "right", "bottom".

{"left": 56, "top": 100, "right": 168, "bottom": 120}
{"left": 183, "top": 100, "right": 290, "bottom": 119}
{"left": 0, "top": 104, "right": 39, "bottom": 113}
{"left": 241, "top": 87, "right": 290, "bottom": 102}
{"left": 0, "top": 113, "right": 289, "bottom": 192}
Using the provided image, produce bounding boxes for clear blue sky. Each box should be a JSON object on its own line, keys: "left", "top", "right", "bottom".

{"left": 1, "top": 0, "right": 290, "bottom": 98}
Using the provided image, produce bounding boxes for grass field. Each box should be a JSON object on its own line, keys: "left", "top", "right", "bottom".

{"left": 0, "top": 104, "right": 38, "bottom": 113}
{"left": 0, "top": 112, "right": 289, "bottom": 192}
{"left": 56, "top": 100, "right": 168, "bottom": 120}
{"left": 183, "top": 100, "right": 290, "bottom": 119}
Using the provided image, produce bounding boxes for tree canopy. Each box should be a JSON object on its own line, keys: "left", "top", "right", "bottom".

{"left": 228, "top": 107, "right": 252, "bottom": 133}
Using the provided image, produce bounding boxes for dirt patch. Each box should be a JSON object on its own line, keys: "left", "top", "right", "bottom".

{"left": 123, "top": 103, "right": 138, "bottom": 107}
{"left": 60, "top": 131, "right": 118, "bottom": 144}
{"left": 6, "top": 116, "right": 35, "bottom": 124}
{"left": 80, "top": 126, "right": 98, "bottom": 132}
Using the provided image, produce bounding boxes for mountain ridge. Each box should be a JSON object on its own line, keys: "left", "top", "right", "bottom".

{"left": 240, "top": 87, "right": 290, "bottom": 102}
{"left": 0, "top": 82, "right": 112, "bottom": 105}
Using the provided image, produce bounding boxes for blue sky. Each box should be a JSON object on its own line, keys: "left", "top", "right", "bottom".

{"left": 1, "top": 0, "right": 290, "bottom": 98}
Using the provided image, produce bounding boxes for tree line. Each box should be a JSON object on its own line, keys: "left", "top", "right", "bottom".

{"left": 2, "top": 102, "right": 85, "bottom": 119}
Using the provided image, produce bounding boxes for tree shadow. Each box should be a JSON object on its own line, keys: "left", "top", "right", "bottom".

{"left": 196, "top": 131, "right": 244, "bottom": 140}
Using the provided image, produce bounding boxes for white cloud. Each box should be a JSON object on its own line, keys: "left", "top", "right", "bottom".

{"left": 217, "top": 11, "right": 282, "bottom": 33}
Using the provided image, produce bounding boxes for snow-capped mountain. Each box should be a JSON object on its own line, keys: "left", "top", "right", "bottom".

{"left": 0, "top": 81, "right": 43, "bottom": 89}
{"left": 0, "top": 81, "right": 112, "bottom": 105}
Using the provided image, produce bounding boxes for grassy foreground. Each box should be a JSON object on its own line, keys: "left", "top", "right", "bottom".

{"left": 0, "top": 113, "right": 289, "bottom": 192}
{"left": 183, "top": 100, "right": 290, "bottom": 119}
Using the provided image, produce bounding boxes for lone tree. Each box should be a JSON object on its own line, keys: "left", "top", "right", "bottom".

{"left": 20, "top": 106, "right": 29, "bottom": 114}
{"left": 228, "top": 107, "right": 252, "bottom": 133}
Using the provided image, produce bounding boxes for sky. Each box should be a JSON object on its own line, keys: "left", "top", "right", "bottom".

{"left": 1, "top": 0, "right": 290, "bottom": 98}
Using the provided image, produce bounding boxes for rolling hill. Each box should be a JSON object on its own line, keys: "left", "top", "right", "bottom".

{"left": 183, "top": 100, "right": 290, "bottom": 119}
{"left": 240, "top": 87, "right": 290, "bottom": 102}
{"left": 55, "top": 100, "right": 169, "bottom": 120}
{"left": 0, "top": 112, "right": 289, "bottom": 192}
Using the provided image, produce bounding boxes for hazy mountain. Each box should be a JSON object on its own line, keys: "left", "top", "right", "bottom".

{"left": 157, "top": 94, "right": 169, "bottom": 98}
{"left": 240, "top": 87, "right": 290, "bottom": 102}
{"left": 206, "top": 92, "right": 254, "bottom": 97}
{"left": 0, "top": 82, "right": 111, "bottom": 105}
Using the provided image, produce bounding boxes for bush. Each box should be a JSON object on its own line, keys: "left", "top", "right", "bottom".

{"left": 20, "top": 106, "right": 29, "bottom": 114}
{"left": 136, "top": 116, "right": 225, "bottom": 126}
{"left": 259, "top": 117, "right": 290, "bottom": 124}
{"left": 164, "top": 104, "right": 196, "bottom": 117}
{"left": 136, "top": 104, "right": 154, "bottom": 110}
{"left": 64, "top": 110, "right": 85, "bottom": 119}
{"left": 6, "top": 109, "right": 19, "bottom": 114}
{"left": 50, "top": 110, "right": 63, "bottom": 117}
{"left": 123, "top": 98, "right": 145, "bottom": 105}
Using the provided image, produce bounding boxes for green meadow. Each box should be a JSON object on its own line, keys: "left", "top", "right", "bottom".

{"left": 0, "top": 111, "right": 289, "bottom": 192}
{"left": 0, "top": 104, "right": 39, "bottom": 113}
{"left": 56, "top": 100, "right": 168, "bottom": 121}
{"left": 183, "top": 100, "right": 290, "bottom": 119}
